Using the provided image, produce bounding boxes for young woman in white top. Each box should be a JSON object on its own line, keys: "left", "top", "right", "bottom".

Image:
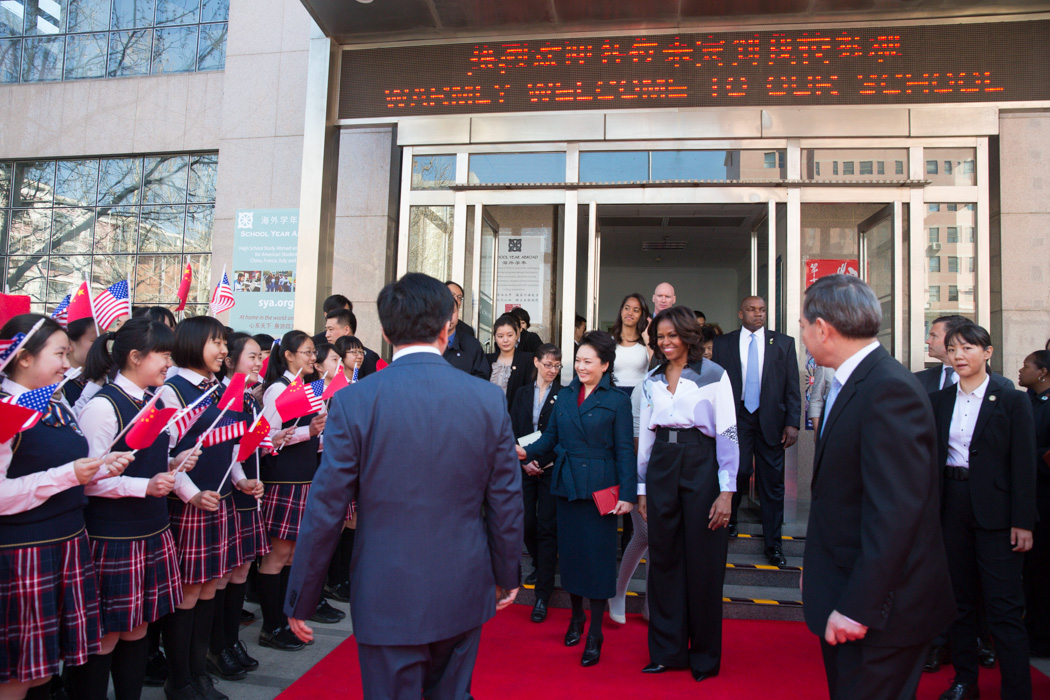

{"left": 611, "top": 293, "right": 651, "bottom": 396}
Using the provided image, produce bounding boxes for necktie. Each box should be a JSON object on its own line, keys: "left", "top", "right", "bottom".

{"left": 820, "top": 377, "right": 843, "bottom": 437}
{"left": 943, "top": 366, "right": 956, "bottom": 388}
{"left": 744, "top": 332, "right": 760, "bottom": 413}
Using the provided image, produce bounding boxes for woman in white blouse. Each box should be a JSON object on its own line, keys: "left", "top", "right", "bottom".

{"left": 611, "top": 293, "right": 651, "bottom": 396}
{"left": 637, "top": 306, "right": 739, "bottom": 683}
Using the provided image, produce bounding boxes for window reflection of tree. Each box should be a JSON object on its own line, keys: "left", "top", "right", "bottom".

{"left": 108, "top": 29, "right": 151, "bottom": 76}
{"left": 197, "top": 23, "right": 226, "bottom": 69}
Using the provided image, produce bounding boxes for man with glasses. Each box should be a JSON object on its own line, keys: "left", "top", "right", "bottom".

{"left": 444, "top": 282, "right": 490, "bottom": 379}
{"left": 446, "top": 281, "right": 476, "bottom": 339}
{"left": 324, "top": 308, "right": 384, "bottom": 378}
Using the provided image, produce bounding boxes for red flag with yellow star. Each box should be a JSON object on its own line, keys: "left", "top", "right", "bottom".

{"left": 175, "top": 262, "right": 192, "bottom": 312}
{"left": 66, "top": 282, "right": 93, "bottom": 324}
{"left": 236, "top": 416, "right": 272, "bottom": 462}
{"left": 274, "top": 376, "right": 316, "bottom": 422}
{"left": 124, "top": 392, "right": 179, "bottom": 450}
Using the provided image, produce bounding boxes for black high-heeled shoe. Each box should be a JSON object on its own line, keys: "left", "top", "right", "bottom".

{"left": 581, "top": 636, "right": 603, "bottom": 666}
{"left": 564, "top": 616, "right": 585, "bottom": 647}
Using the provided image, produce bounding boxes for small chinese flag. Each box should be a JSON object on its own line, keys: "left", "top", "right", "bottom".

{"left": 66, "top": 282, "right": 93, "bottom": 324}
{"left": 0, "top": 400, "right": 42, "bottom": 443}
{"left": 175, "top": 262, "right": 193, "bottom": 312}
{"left": 124, "top": 403, "right": 179, "bottom": 450}
{"left": 322, "top": 368, "right": 349, "bottom": 401}
{"left": 217, "top": 372, "right": 247, "bottom": 411}
{"left": 274, "top": 377, "right": 315, "bottom": 422}
{"left": 0, "top": 294, "right": 30, "bottom": 328}
{"left": 237, "top": 416, "right": 272, "bottom": 462}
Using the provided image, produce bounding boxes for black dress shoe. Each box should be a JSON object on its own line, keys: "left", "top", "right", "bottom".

{"left": 938, "top": 680, "right": 979, "bottom": 700}
{"left": 239, "top": 608, "right": 255, "bottom": 624}
{"left": 581, "top": 636, "right": 602, "bottom": 666}
{"left": 692, "top": 668, "right": 719, "bottom": 683}
{"left": 765, "top": 545, "right": 787, "bottom": 567}
{"left": 145, "top": 651, "right": 169, "bottom": 687}
{"left": 641, "top": 662, "right": 670, "bottom": 673}
{"left": 564, "top": 616, "right": 585, "bottom": 646}
{"left": 524, "top": 571, "right": 537, "bottom": 585}
{"left": 162, "top": 679, "right": 200, "bottom": 700}
{"left": 324, "top": 581, "right": 351, "bottom": 603}
{"left": 259, "top": 626, "right": 306, "bottom": 651}
{"left": 924, "top": 644, "right": 951, "bottom": 673}
{"left": 977, "top": 639, "right": 996, "bottom": 668}
{"left": 727, "top": 523, "right": 737, "bottom": 537}
{"left": 193, "top": 674, "right": 228, "bottom": 700}
{"left": 230, "top": 640, "right": 259, "bottom": 671}
{"left": 206, "top": 648, "right": 247, "bottom": 680}
{"left": 310, "top": 599, "right": 344, "bottom": 624}
{"left": 531, "top": 598, "right": 548, "bottom": 623}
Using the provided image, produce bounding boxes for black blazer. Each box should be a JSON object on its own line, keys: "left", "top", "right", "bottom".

{"left": 712, "top": 328, "right": 801, "bottom": 445}
{"left": 803, "top": 345, "right": 956, "bottom": 647}
{"left": 931, "top": 373, "right": 1037, "bottom": 531}
{"left": 444, "top": 328, "right": 490, "bottom": 379}
{"left": 1031, "top": 388, "right": 1050, "bottom": 494}
{"left": 455, "top": 319, "right": 476, "bottom": 340}
{"left": 486, "top": 350, "right": 535, "bottom": 407}
{"left": 915, "top": 365, "right": 948, "bottom": 394}
{"left": 509, "top": 378, "right": 561, "bottom": 470}
{"left": 518, "top": 329, "right": 543, "bottom": 354}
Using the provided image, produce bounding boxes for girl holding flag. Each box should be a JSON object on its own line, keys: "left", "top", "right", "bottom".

{"left": 73, "top": 318, "right": 204, "bottom": 700}
{"left": 334, "top": 335, "right": 365, "bottom": 383}
{"left": 0, "top": 314, "right": 133, "bottom": 700}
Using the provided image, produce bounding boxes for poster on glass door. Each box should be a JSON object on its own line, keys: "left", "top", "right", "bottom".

{"left": 229, "top": 208, "right": 299, "bottom": 335}
{"left": 496, "top": 235, "right": 544, "bottom": 322}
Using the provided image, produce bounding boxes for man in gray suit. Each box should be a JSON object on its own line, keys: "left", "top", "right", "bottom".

{"left": 285, "top": 273, "right": 523, "bottom": 700}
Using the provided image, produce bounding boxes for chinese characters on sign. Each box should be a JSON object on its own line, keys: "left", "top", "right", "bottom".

{"left": 803, "top": 258, "right": 860, "bottom": 429}
{"left": 496, "top": 236, "right": 544, "bottom": 323}
{"left": 229, "top": 209, "right": 300, "bottom": 335}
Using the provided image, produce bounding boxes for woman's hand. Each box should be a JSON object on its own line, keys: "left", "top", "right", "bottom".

{"left": 272, "top": 427, "right": 295, "bottom": 449}
{"left": 612, "top": 500, "right": 634, "bottom": 516}
{"left": 515, "top": 445, "right": 527, "bottom": 461}
{"left": 522, "top": 460, "right": 543, "bottom": 477}
{"left": 72, "top": 457, "right": 104, "bottom": 484}
{"left": 708, "top": 491, "right": 733, "bottom": 530}
{"left": 236, "top": 478, "right": 265, "bottom": 498}
{"left": 101, "top": 451, "right": 135, "bottom": 478}
{"left": 191, "top": 490, "right": 220, "bottom": 512}
{"left": 637, "top": 494, "right": 647, "bottom": 522}
{"left": 170, "top": 447, "right": 201, "bottom": 473}
{"left": 146, "top": 472, "right": 176, "bottom": 497}
{"left": 308, "top": 414, "right": 327, "bottom": 437}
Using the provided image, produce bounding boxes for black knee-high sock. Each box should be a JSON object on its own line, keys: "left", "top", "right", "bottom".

{"left": 110, "top": 636, "right": 149, "bottom": 700}
{"left": 279, "top": 565, "right": 292, "bottom": 615}
{"left": 147, "top": 620, "right": 162, "bottom": 656}
{"left": 224, "top": 581, "right": 247, "bottom": 647}
{"left": 24, "top": 680, "right": 52, "bottom": 700}
{"left": 258, "top": 572, "right": 284, "bottom": 632}
{"left": 162, "top": 607, "right": 195, "bottom": 687}
{"left": 209, "top": 589, "right": 227, "bottom": 654}
{"left": 67, "top": 652, "right": 113, "bottom": 700}
{"left": 189, "top": 598, "right": 215, "bottom": 680}
{"left": 569, "top": 593, "right": 584, "bottom": 619}
{"left": 588, "top": 599, "right": 607, "bottom": 639}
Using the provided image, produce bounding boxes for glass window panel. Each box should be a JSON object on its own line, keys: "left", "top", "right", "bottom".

{"left": 54, "top": 159, "right": 98, "bottom": 206}
{"left": 179, "top": 303, "right": 209, "bottom": 319}
{"left": 199, "top": 0, "right": 225, "bottom": 22}
{"left": 0, "top": 209, "right": 8, "bottom": 254}
{"left": 410, "top": 155, "right": 457, "bottom": 190}
{"left": 7, "top": 255, "right": 48, "bottom": 303}
{"left": 21, "top": 34, "right": 63, "bottom": 80}
{"left": 947, "top": 226, "right": 958, "bottom": 243}
{"left": 928, "top": 256, "right": 940, "bottom": 272}
{"left": 67, "top": 0, "right": 110, "bottom": 32}
{"left": 187, "top": 153, "right": 217, "bottom": 202}
{"left": 1, "top": 1, "right": 23, "bottom": 36}
{"left": 0, "top": 38, "right": 21, "bottom": 82}
{"left": 90, "top": 253, "right": 133, "bottom": 289}
{"left": 877, "top": 161, "right": 885, "bottom": 175}
{"left": 139, "top": 205, "right": 184, "bottom": 251}
{"left": 578, "top": 152, "right": 647, "bottom": 183}
{"left": 184, "top": 204, "right": 211, "bottom": 252}
{"left": 468, "top": 153, "right": 565, "bottom": 185}
{"left": 133, "top": 253, "right": 181, "bottom": 302}
{"left": 111, "top": 0, "right": 153, "bottom": 28}
{"left": 47, "top": 254, "right": 89, "bottom": 302}
{"left": 928, "top": 227, "right": 939, "bottom": 243}
{"left": 64, "top": 31, "right": 107, "bottom": 79}
{"left": 142, "top": 155, "right": 188, "bottom": 204}
{"left": 0, "top": 162, "right": 10, "bottom": 208}
{"left": 804, "top": 149, "right": 909, "bottom": 182}
{"left": 924, "top": 203, "right": 976, "bottom": 342}
{"left": 94, "top": 205, "right": 137, "bottom": 253}
{"left": 107, "top": 28, "right": 150, "bottom": 76}
{"left": 930, "top": 286, "right": 940, "bottom": 302}
{"left": 23, "top": 0, "right": 67, "bottom": 35}
{"left": 925, "top": 148, "right": 977, "bottom": 186}
{"left": 154, "top": 0, "right": 196, "bottom": 24}
{"left": 14, "top": 161, "right": 55, "bottom": 206}
{"left": 151, "top": 24, "right": 194, "bottom": 73}
{"left": 653, "top": 150, "right": 753, "bottom": 180}
{"left": 9, "top": 208, "right": 51, "bottom": 255}
{"left": 51, "top": 207, "right": 94, "bottom": 253}
{"left": 859, "top": 161, "right": 873, "bottom": 175}
{"left": 407, "top": 206, "right": 453, "bottom": 281}
{"left": 842, "top": 161, "right": 855, "bottom": 175}
{"left": 98, "top": 157, "right": 142, "bottom": 205}
{"left": 195, "top": 21, "right": 224, "bottom": 70}
{"left": 183, "top": 252, "right": 209, "bottom": 303}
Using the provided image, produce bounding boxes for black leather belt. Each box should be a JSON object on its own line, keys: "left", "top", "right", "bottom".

{"left": 944, "top": 466, "right": 970, "bottom": 481}
{"left": 655, "top": 427, "right": 703, "bottom": 444}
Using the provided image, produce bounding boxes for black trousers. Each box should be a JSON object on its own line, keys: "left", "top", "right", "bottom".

{"left": 730, "top": 407, "right": 785, "bottom": 547}
{"left": 819, "top": 640, "right": 928, "bottom": 700}
{"left": 645, "top": 435, "right": 729, "bottom": 674}
{"left": 356, "top": 626, "right": 482, "bottom": 700}
{"left": 1024, "top": 492, "right": 1050, "bottom": 653}
{"left": 942, "top": 478, "right": 1032, "bottom": 700}
{"left": 522, "top": 471, "right": 557, "bottom": 601}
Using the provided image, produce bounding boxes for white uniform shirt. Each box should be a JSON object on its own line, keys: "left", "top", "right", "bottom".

{"left": 947, "top": 375, "right": 990, "bottom": 469}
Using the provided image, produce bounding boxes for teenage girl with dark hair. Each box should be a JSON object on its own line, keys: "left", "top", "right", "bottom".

{"left": 0, "top": 314, "right": 133, "bottom": 700}
{"left": 487, "top": 313, "right": 534, "bottom": 407}
{"left": 335, "top": 335, "right": 365, "bottom": 381}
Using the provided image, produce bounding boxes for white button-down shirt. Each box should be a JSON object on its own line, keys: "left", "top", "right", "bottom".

{"left": 947, "top": 375, "right": 990, "bottom": 469}
{"left": 739, "top": 326, "right": 766, "bottom": 386}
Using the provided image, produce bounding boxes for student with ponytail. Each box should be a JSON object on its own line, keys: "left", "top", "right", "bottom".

{"left": 72, "top": 319, "right": 204, "bottom": 700}
{"left": 0, "top": 314, "right": 133, "bottom": 700}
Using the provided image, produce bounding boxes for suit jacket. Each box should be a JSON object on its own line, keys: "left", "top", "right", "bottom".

{"left": 803, "top": 345, "right": 956, "bottom": 647}
{"left": 284, "top": 351, "right": 523, "bottom": 645}
{"left": 915, "top": 365, "right": 949, "bottom": 394}
{"left": 523, "top": 374, "right": 636, "bottom": 503}
{"left": 931, "top": 373, "right": 1037, "bottom": 531}
{"left": 712, "top": 328, "right": 801, "bottom": 445}
{"left": 486, "top": 350, "right": 535, "bottom": 408}
{"left": 444, "top": 328, "right": 491, "bottom": 379}
{"left": 1030, "top": 388, "right": 1050, "bottom": 494}
{"left": 518, "top": 329, "right": 543, "bottom": 354}
{"left": 509, "top": 378, "right": 561, "bottom": 470}
{"left": 455, "top": 319, "right": 475, "bottom": 339}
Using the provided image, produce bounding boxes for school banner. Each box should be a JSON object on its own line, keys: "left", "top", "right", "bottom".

{"left": 229, "top": 208, "right": 299, "bottom": 334}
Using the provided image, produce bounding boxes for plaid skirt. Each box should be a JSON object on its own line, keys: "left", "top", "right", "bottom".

{"left": 232, "top": 507, "right": 272, "bottom": 564}
{"left": 167, "top": 496, "right": 236, "bottom": 585}
{"left": 262, "top": 483, "right": 310, "bottom": 542}
{"left": 0, "top": 531, "right": 102, "bottom": 683}
{"left": 89, "top": 528, "right": 183, "bottom": 634}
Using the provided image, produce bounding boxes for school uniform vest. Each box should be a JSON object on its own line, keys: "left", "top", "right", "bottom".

{"left": 260, "top": 376, "right": 320, "bottom": 484}
{"left": 0, "top": 396, "right": 88, "bottom": 548}
{"left": 164, "top": 375, "right": 233, "bottom": 498}
{"left": 84, "top": 383, "right": 172, "bottom": 539}
{"left": 61, "top": 375, "right": 88, "bottom": 407}
{"left": 231, "top": 393, "right": 262, "bottom": 511}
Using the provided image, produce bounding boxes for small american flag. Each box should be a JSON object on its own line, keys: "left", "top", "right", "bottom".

{"left": 3, "top": 382, "right": 60, "bottom": 413}
{"left": 51, "top": 294, "right": 71, "bottom": 328}
{"left": 172, "top": 394, "right": 214, "bottom": 442}
{"left": 210, "top": 270, "right": 235, "bottom": 314}
{"left": 351, "top": 366, "right": 359, "bottom": 384}
{"left": 260, "top": 434, "right": 276, "bottom": 454}
{"left": 93, "top": 280, "right": 131, "bottom": 330}
{"left": 202, "top": 416, "right": 247, "bottom": 447}
{"left": 307, "top": 379, "right": 325, "bottom": 412}
{"left": 0, "top": 332, "right": 27, "bottom": 366}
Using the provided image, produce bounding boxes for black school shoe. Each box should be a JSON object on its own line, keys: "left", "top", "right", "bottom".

{"left": 258, "top": 626, "right": 306, "bottom": 651}
{"left": 230, "top": 640, "right": 259, "bottom": 671}
{"left": 310, "top": 599, "right": 345, "bottom": 624}
{"left": 206, "top": 648, "right": 247, "bottom": 680}
{"left": 144, "top": 651, "right": 169, "bottom": 687}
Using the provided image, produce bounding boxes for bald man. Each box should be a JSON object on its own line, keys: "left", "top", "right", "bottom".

{"left": 651, "top": 283, "right": 676, "bottom": 314}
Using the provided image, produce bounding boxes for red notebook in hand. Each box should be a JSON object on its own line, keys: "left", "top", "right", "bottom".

{"left": 1043, "top": 449, "right": 1050, "bottom": 469}
{"left": 592, "top": 485, "right": 619, "bottom": 515}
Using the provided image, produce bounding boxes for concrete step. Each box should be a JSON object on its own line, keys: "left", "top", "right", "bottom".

{"left": 728, "top": 532, "right": 806, "bottom": 557}
{"left": 724, "top": 554, "right": 803, "bottom": 587}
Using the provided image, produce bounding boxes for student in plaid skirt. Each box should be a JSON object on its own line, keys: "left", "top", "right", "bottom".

{"left": 0, "top": 315, "right": 133, "bottom": 700}
{"left": 162, "top": 317, "right": 261, "bottom": 700}
{"left": 256, "top": 331, "right": 329, "bottom": 651}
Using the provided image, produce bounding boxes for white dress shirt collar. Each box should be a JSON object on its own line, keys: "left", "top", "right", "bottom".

{"left": 1, "top": 377, "right": 30, "bottom": 397}
{"left": 833, "top": 341, "right": 882, "bottom": 388}
{"left": 113, "top": 372, "right": 147, "bottom": 401}
{"left": 392, "top": 345, "right": 441, "bottom": 362}
{"left": 956, "top": 374, "right": 990, "bottom": 402}
{"left": 177, "top": 367, "right": 214, "bottom": 387}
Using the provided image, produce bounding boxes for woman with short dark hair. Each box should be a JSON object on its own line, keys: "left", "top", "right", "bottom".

{"left": 487, "top": 313, "right": 534, "bottom": 407}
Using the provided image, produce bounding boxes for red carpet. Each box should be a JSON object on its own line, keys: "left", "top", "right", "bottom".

{"left": 279, "top": 605, "right": 1050, "bottom": 699}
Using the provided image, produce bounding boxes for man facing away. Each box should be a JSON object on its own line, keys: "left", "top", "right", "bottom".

{"left": 284, "top": 273, "right": 523, "bottom": 700}
{"left": 916, "top": 314, "right": 971, "bottom": 394}
{"left": 801, "top": 274, "right": 956, "bottom": 700}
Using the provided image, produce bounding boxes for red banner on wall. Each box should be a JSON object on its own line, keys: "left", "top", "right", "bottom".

{"left": 804, "top": 259, "right": 859, "bottom": 288}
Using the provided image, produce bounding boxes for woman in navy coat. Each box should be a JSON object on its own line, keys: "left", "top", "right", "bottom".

{"left": 518, "top": 331, "right": 635, "bottom": 668}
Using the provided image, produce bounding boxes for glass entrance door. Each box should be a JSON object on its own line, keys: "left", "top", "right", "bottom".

{"left": 858, "top": 204, "right": 896, "bottom": 353}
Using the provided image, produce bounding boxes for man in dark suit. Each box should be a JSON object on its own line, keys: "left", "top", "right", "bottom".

{"left": 801, "top": 274, "right": 956, "bottom": 700}
{"left": 321, "top": 308, "right": 383, "bottom": 377}
{"left": 712, "top": 296, "right": 800, "bottom": 566}
{"left": 510, "top": 307, "right": 543, "bottom": 353}
{"left": 285, "top": 273, "right": 523, "bottom": 700}
{"left": 443, "top": 288, "right": 490, "bottom": 379}
{"left": 915, "top": 314, "right": 970, "bottom": 394}
{"left": 446, "top": 281, "right": 476, "bottom": 340}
